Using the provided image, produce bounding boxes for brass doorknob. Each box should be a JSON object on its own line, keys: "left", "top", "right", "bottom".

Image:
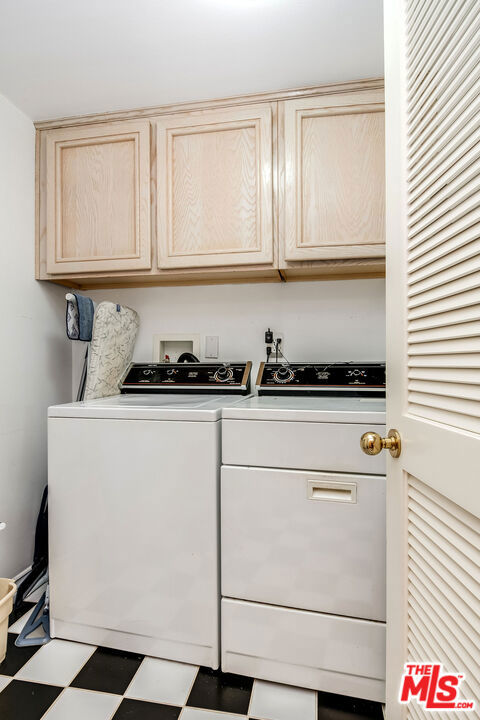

{"left": 360, "top": 429, "right": 401, "bottom": 458}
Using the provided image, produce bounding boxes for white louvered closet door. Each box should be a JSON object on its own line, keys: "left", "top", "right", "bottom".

{"left": 383, "top": 1, "right": 480, "bottom": 718}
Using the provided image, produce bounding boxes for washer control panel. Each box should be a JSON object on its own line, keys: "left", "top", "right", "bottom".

{"left": 257, "top": 362, "right": 386, "bottom": 396}
{"left": 120, "top": 362, "right": 252, "bottom": 394}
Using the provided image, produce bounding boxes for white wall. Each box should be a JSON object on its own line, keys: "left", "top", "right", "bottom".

{"left": 0, "top": 0, "right": 384, "bottom": 120}
{"left": 0, "top": 93, "right": 71, "bottom": 578}
{"left": 73, "top": 279, "right": 386, "bottom": 394}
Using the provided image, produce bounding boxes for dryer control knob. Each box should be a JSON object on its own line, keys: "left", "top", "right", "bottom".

{"left": 273, "top": 367, "right": 294, "bottom": 383}
{"left": 214, "top": 366, "right": 233, "bottom": 382}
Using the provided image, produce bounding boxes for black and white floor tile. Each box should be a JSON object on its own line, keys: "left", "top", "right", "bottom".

{"left": 0, "top": 601, "right": 383, "bottom": 720}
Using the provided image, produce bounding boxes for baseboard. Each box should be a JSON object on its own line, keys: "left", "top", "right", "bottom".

{"left": 12, "top": 565, "right": 32, "bottom": 583}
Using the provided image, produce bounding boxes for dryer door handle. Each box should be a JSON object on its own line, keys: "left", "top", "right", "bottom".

{"left": 307, "top": 480, "right": 357, "bottom": 504}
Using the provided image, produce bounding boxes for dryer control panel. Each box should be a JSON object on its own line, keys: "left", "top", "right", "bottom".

{"left": 120, "top": 362, "right": 252, "bottom": 394}
{"left": 256, "top": 362, "right": 386, "bottom": 396}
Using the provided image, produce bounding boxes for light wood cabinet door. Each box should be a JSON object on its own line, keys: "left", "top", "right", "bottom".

{"left": 282, "top": 90, "right": 385, "bottom": 262}
{"left": 45, "top": 121, "right": 151, "bottom": 274}
{"left": 156, "top": 104, "right": 274, "bottom": 270}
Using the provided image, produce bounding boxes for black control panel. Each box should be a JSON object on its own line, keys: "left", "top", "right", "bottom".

{"left": 120, "top": 362, "right": 252, "bottom": 394}
{"left": 256, "top": 362, "right": 386, "bottom": 396}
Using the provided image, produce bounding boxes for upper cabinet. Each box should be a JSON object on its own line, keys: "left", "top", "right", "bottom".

{"left": 36, "top": 81, "right": 385, "bottom": 288}
{"left": 43, "top": 121, "right": 151, "bottom": 274}
{"left": 155, "top": 104, "right": 274, "bottom": 270}
{"left": 281, "top": 88, "right": 385, "bottom": 264}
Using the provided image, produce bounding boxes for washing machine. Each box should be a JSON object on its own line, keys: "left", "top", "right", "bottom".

{"left": 221, "top": 362, "right": 387, "bottom": 701}
{"left": 48, "top": 361, "right": 251, "bottom": 669}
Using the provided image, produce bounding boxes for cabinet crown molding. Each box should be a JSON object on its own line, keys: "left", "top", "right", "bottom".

{"left": 34, "top": 77, "right": 384, "bottom": 131}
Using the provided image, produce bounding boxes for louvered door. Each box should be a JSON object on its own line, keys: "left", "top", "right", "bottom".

{"left": 383, "top": 1, "right": 480, "bottom": 718}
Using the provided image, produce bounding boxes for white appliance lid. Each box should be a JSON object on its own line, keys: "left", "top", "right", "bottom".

{"left": 48, "top": 393, "right": 252, "bottom": 421}
{"left": 221, "top": 395, "right": 386, "bottom": 424}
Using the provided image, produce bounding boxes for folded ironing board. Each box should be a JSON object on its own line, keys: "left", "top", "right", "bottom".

{"left": 84, "top": 302, "right": 140, "bottom": 400}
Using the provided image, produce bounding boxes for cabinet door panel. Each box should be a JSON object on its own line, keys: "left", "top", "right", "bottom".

{"left": 156, "top": 105, "right": 273, "bottom": 269}
{"left": 45, "top": 121, "right": 151, "bottom": 274}
{"left": 284, "top": 93, "right": 385, "bottom": 262}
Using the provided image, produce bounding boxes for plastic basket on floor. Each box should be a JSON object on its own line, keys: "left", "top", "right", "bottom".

{"left": 0, "top": 579, "right": 16, "bottom": 662}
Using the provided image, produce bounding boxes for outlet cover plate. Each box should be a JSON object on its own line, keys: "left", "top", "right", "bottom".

{"left": 205, "top": 336, "right": 219, "bottom": 358}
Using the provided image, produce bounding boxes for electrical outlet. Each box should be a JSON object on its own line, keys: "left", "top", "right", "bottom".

{"left": 264, "top": 330, "right": 284, "bottom": 359}
{"left": 272, "top": 334, "right": 284, "bottom": 359}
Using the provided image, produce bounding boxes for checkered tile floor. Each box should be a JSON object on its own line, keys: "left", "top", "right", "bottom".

{"left": 0, "top": 601, "right": 383, "bottom": 720}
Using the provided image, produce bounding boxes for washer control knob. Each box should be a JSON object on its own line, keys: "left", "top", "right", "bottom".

{"left": 273, "top": 366, "right": 294, "bottom": 383}
{"left": 214, "top": 365, "right": 233, "bottom": 382}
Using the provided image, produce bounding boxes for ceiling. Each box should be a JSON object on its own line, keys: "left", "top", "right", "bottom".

{"left": 0, "top": 0, "right": 384, "bottom": 122}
